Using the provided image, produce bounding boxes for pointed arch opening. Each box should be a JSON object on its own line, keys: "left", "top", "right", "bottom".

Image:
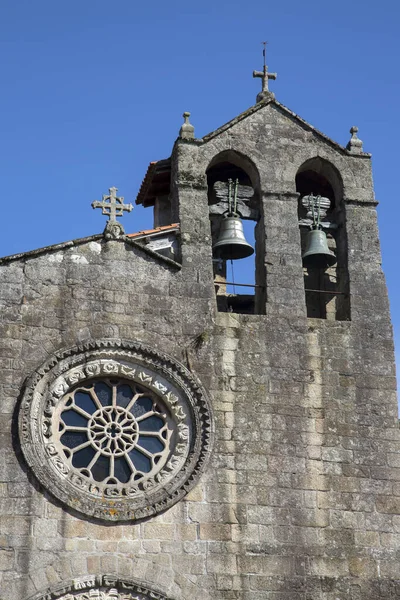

{"left": 207, "top": 150, "right": 265, "bottom": 314}
{"left": 296, "top": 157, "right": 350, "bottom": 320}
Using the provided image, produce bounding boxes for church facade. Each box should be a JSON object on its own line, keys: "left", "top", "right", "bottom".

{"left": 0, "top": 63, "right": 399, "bottom": 600}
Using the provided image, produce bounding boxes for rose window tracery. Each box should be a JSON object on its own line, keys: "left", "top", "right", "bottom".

{"left": 57, "top": 379, "right": 172, "bottom": 485}
{"left": 19, "top": 340, "right": 213, "bottom": 521}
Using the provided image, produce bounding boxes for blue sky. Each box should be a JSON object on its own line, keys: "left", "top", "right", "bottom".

{"left": 1, "top": 0, "right": 399, "bottom": 397}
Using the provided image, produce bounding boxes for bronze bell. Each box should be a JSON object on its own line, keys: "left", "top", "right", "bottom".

{"left": 213, "top": 214, "right": 254, "bottom": 260}
{"left": 302, "top": 228, "right": 336, "bottom": 269}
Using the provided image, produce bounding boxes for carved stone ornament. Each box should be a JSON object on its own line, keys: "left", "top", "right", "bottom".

{"left": 27, "top": 575, "right": 172, "bottom": 600}
{"left": 104, "top": 220, "right": 126, "bottom": 239}
{"left": 19, "top": 340, "right": 213, "bottom": 521}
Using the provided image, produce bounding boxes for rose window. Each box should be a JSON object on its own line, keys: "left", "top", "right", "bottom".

{"left": 57, "top": 380, "right": 172, "bottom": 485}
{"left": 19, "top": 340, "right": 213, "bottom": 521}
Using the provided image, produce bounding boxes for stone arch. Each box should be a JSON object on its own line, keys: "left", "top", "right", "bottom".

{"left": 206, "top": 149, "right": 261, "bottom": 197}
{"left": 296, "top": 157, "right": 350, "bottom": 320}
{"left": 296, "top": 156, "right": 344, "bottom": 208}
{"left": 206, "top": 150, "right": 265, "bottom": 315}
{"left": 26, "top": 575, "right": 174, "bottom": 600}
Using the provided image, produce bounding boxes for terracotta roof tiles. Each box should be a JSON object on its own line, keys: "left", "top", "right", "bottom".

{"left": 127, "top": 223, "right": 179, "bottom": 239}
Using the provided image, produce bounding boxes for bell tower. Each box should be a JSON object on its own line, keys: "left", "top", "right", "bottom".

{"left": 133, "top": 52, "right": 399, "bottom": 597}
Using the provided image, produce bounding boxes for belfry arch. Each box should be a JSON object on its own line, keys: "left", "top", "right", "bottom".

{"left": 206, "top": 150, "right": 265, "bottom": 314}
{"left": 296, "top": 157, "right": 350, "bottom": 320}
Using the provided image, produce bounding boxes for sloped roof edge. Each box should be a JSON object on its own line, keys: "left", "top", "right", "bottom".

{"left": 124, "top": 236, "right": 181, "bottom": 270}
{"left": 135, "top": 158, "right": 171, "bottom": 206}
{"left": 0, "top": 234, "right": 104, "bottom": 265}
{"left": 0, "top": 232, "right": 181, "bottom": 270}
{"left": 201, "top": 100, "right": 271, "bottom": 143}
{"left": 126, "top": 223, "right": 179, "bottom": 240}
{"left": 201, "top": 98, "right": 371, "bottom": 158}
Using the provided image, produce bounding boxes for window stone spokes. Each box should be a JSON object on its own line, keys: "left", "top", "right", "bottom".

{"left": 57, "top": 379, "right": 172, "bottom": 486}
{"left": 19, "top": 340, "right": 213, "bottom": 522}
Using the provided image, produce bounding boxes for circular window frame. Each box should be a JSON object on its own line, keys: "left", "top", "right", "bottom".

{"left": 27, "top": 574, "right": 172, "bottom": 600}
{"left": 19, "top": 339, "right": 213, "bottom": 522}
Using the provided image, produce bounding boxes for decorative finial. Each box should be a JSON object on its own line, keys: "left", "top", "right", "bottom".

{"left": 253, "top": 41, "right": 277, "bottom": 103}
{"left": 179, "top": 111, "right": 195, "bottom": 140}
{"left": 347, "top": 126, "right": 363, "bottom": 154}
{"left": 92, "top": 186, "right": 133, "bottom": 239}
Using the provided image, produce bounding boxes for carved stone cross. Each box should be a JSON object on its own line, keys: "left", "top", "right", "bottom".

{"left": 92, "top": 187, "right": 133, "bottom": 239}
{"left": 253, "top": 42, "right": 277, "bottom": 102}
{"left": 92, "top": 187, "right": 133, "bottom": 222}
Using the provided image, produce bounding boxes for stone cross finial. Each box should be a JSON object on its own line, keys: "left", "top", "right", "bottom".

{"left": 179, "top": 112, "right": 195, "bottom": 140}
{"left": 253, "top": 41, "right": 277, "bottom": 102}
{"left": 92, "top": 187, "right": 133, "bottom": 239}
{"left": 346, "top": 126, "right": 363, "bottom": 154}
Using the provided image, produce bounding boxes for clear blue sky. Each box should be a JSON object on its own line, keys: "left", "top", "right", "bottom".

{"left": 1, "top": 0, "right": 399, "bottom": 394}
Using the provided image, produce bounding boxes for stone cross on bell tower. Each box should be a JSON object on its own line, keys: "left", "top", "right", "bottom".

{"left": 253, "top": 42, "right": 277, "bottom": 102}
{"left": 92, "top": 186, "right": 133, "bottom": 239}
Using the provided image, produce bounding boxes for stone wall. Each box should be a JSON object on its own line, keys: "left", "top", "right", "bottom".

{"left": 0, "top": 99, "right": 399, "bottom": 600}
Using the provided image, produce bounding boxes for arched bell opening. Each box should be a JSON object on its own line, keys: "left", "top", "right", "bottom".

{"left": 207, "top": 151, "right": 264, "bottom": 315}
{"left": 296, "top": 158, "right": 350, "bottom": 321}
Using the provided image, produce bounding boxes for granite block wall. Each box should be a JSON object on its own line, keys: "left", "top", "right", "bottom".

{"left": 0, "top": 99, "right": 398, "bottom": 599}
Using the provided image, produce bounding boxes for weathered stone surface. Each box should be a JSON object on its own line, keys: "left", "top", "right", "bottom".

{"left": 0, "top": 97, "right": 399, "bottom": 600}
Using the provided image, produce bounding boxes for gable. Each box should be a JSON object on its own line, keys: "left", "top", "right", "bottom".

{"left": 201, "top": 98, "right": 369, "bottom": 158}
{"left": 0, "top": 236, "right": 181, "bottom": 330}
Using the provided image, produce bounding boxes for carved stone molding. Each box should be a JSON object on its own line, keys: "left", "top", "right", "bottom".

{"left": 27, "top": 575, "right": 172, "bottom": 600}
{"left": 19, "top": 339, "right": 213, "bottom": 521}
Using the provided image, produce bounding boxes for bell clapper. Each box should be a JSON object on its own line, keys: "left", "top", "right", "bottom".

{"left": 230, "top": 258, "right": 236, "bottom": 294}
